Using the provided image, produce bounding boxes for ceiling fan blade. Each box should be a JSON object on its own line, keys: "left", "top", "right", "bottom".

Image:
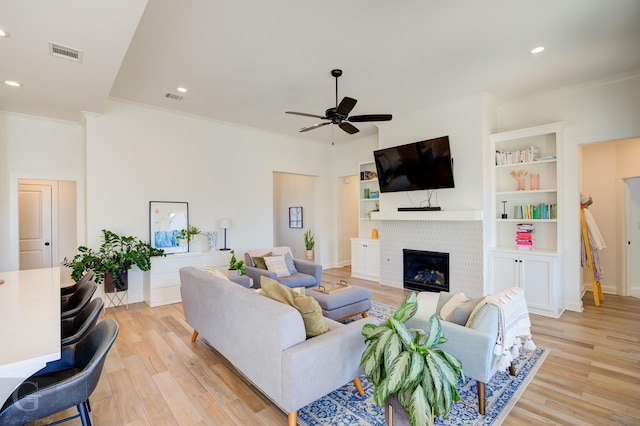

{"left": 300, "top": 122, "right": 331, "bottom": 132}
{"left": 348, "top": 114, "right": 393, "bottom": 123}
{"left": 339, "top": 122, "right": 359, "bottom": 134}
{"left": 336, "top": 97, "right": 357, "bottom": 116}
{"left": 286, "top": 111, "right": 327, "bottom": 119}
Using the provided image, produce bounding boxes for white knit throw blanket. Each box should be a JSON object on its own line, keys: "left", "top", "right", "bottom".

{"left": 467, "top": 287, "right": 536, "bottom": 372}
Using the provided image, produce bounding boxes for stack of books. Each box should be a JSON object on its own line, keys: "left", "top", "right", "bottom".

{"left": 515, "top": 223, "right": 535, "bottom": 250}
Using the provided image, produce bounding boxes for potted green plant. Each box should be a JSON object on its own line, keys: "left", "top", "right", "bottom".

{"left": 228, "top": 249, "right": 246, "bottom": 277}
{"left": 360, "top": 292, "right": 464, "bottom": 426}
{"left": 177, "top": 225, "right": 203, "bottom": 244}
{"left": 303, "top": 229, "right": 314, "bottom": 260}
{"left": 63, "top": 229, "right": 165, "bottom": 292}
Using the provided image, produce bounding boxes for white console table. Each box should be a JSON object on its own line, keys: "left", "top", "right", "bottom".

{"left": 144, "top": 251, "right": 232, "bottom": 307}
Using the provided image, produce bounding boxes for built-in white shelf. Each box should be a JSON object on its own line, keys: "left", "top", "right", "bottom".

{"left": 371, "top": 210, "right": 483, "bottom": 221}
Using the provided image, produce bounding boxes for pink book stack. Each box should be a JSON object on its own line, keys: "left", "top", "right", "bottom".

{"left": 515, "top": 223, "right": 535, "bottom": 250}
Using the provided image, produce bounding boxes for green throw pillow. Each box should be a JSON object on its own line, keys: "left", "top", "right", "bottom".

{"left": 252, "top": 251, "right": 271, "bottom": 269}
{"left": 259, "top": 276, "right": 329, "bottom": 338}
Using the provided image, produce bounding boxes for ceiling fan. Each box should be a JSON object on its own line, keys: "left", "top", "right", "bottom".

{"left": 286, "top": 69, "right": 392, "bottom": 135}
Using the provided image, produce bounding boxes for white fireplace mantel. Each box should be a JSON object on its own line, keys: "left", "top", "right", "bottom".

{"left": 371, "top": 210, "right": 483, "bottom": 221}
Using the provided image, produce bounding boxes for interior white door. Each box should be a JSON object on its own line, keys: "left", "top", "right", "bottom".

{"left": 625, "top": 177, "right": 640, "bottom": 297}
{"left": 19, "top": 183, "right": 53, "bottom": 270}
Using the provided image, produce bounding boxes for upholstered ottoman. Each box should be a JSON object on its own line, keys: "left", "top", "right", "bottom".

{"left": 309, "top": 285, "right": 372, "bottom": 322}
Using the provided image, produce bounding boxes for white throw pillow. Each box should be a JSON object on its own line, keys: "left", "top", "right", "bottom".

{"left": 439, "top": 292, "right": 469, "bottom": 321}
{"left": 204, "top": 266, "right": 231, "bottom": 281}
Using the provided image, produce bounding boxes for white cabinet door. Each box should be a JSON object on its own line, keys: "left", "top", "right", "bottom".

{"left": 520, "top": 254, "right": 554, "bottom": 313}
{"left": 351, "top": 238, "right": 379, "bottom": 281}
{"left": 351, "top": 240, "right": 368, "bottom": 277}
{"left": 488, "top": 250, "right": 559, "bottom": 317}
{"left": 366, "top": 241, "right": 380, "bottom": 278}
{"left": 489, "top": 252, "right": 520, "bottom": 292}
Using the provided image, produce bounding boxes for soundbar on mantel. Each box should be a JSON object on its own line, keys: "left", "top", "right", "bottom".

{"left": 397, "top": 207, "right": 442, "bottom": 212}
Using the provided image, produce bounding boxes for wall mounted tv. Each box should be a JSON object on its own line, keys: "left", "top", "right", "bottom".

{"left": 373, "top": 136, "right": 454, "bottom": 193}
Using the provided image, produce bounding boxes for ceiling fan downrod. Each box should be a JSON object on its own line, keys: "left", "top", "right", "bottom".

{"left": 332, "top": 69, "right": 342, "bottom": 108}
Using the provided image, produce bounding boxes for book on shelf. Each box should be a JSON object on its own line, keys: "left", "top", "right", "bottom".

{"left": 513, "top": 204, "right": 557, "bottom": 220}
{"left": 495, "top": 145, "right": 540, "bottom": 165}
{"left": 515, "top": 222, "right": 535, "bottom": 249}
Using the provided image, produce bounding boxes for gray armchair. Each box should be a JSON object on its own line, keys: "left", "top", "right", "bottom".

{"left": 244, "top": 246, "right": 321, "bottom": 289}
{"left": 406, "top": 292, "right": 515, "bottom": 415}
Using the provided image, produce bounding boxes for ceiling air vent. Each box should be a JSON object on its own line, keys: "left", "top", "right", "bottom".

{"left": 49, "top": 42, "right": 83, "bottom": 62}
{"left": 165, "top": 92, "right": 184, "bottom": 101}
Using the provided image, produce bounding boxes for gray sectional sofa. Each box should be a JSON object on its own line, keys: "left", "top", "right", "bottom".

{"left": 179, "top": 266, "right": 375, "bottom": 426}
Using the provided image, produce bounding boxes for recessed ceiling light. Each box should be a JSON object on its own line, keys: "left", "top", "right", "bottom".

{"left": 177, "top": 87, "right": 188, "bottom": 93}
{"left": 531, "top": 46, "right": 545, "bottom": 54}
{"left": 4, "top": 80, "right": 21, "bottom": 87}
{"left": 0, "top": 30, "right": 10, "bottom": 38}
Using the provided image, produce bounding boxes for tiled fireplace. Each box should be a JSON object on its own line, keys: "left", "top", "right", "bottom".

{"left": 378, "top": 220, "right": 484, "bottom": 297}
{"left": 403, "top": 249, "right": 450, "bottom": 293}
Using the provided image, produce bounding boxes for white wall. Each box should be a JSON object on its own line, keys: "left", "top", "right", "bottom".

{"left": 83, "top": 100, "right": 333, "bottom": 302}
{"left": 497, "top": 72, "right": 640, "bottom": 312}
{"left": 0, "top": 111, "right": 85, "bottom": 272}
{"left": 378, "top": 94, "right": 485, "bottom": 211}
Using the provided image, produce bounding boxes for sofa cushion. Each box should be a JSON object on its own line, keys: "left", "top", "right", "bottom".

{"left": 265, "top": 255, "right": 291, "bottom": 277}
{"left": 284, "top": 252, "right": 298, "bottom": 274}
{"left": 438, "top": 292, "right": 483, "bottom": 326}
{"left": 446, "top": 297, "right": 482, "bottom": 325}
{"left": 252, "top": 252, "right": 272, "bottom": 269}
{"left": 204, "top": 266, "right": 231, "bottom": 281}
{"left": 260, "top": 277, "right": 329, "bottom": 338}
{"left": 439, "top": 292, "right": 468, "bottom": 320}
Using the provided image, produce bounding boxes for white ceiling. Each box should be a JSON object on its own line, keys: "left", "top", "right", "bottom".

{"left": 1, "top": 0, "right": 640, "bottom": 143}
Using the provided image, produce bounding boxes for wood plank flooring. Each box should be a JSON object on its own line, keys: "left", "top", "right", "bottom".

{"left": 30, "top": 267, "right": 640, "bottom": 425}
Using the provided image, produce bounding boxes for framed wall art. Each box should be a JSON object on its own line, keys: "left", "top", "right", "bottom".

{"left": 149, "top": 201, "right": 189, "bottom": 254}
{"left": 289, "top": 206, "right": 303, "bottom": 228}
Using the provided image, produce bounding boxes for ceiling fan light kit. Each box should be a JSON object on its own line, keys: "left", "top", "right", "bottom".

{"left": 286, "top": 69, "right": 392, "bottom": 135}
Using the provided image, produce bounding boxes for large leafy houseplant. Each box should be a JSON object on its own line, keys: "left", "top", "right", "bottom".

{"left": 360, "top": 292, "right": 464, "bottom": 426}
{"left": 63, "top": 229, "right": 165, "bottom": 291}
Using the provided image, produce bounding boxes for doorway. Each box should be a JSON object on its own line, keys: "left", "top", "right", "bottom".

{"left": 273, "top": 172, "right": 316, "bottom": 259}
{"left": 17, "top": 179, "right": 77, "bottom": 278}
{"left": 338, "top": 175, "right": 359, "bottom": 267}
{"left": 625, "top": 177, "right": 640, "bottom": 297}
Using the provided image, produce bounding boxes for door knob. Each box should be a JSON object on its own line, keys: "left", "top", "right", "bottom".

{"left": 44, "top": 242, "right": 50, "bottom": 246}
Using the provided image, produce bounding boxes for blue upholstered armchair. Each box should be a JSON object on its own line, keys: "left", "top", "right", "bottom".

{"left": 244, "top": 246, "right": 321, "bottom": 289}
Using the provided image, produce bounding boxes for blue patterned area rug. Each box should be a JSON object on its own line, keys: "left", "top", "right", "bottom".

{"left": 299, "top": 302, "right": 548, "bottom": 426}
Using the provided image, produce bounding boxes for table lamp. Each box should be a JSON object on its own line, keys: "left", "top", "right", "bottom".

{"left": 217, "top": 218, "right": 232, "bottom": 250}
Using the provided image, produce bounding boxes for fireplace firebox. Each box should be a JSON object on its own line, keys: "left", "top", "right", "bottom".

{"left": 403, "top": 249, "right": 449, "bottom": 293}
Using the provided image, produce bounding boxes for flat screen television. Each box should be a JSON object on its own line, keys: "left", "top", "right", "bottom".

{"left": 373, "top": 136, "right": 454, "bottom": 193}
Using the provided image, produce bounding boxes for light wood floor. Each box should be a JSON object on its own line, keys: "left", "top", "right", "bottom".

{"left": 31, "top": 267, "right": 640, "bottom": 425}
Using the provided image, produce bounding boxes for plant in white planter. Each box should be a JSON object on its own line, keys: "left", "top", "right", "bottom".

{"left": 228, "top": 250, "right": 246, "bottom": 277}
{"left": 360, "top": 292, "right": 464, "bottom": 426}
{"left": 303, "top": 229, "right": 314, "bottom": 260}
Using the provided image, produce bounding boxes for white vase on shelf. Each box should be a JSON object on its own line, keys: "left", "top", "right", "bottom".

{"left": 208, "top": 231, "right": 217, "bottom": 251}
